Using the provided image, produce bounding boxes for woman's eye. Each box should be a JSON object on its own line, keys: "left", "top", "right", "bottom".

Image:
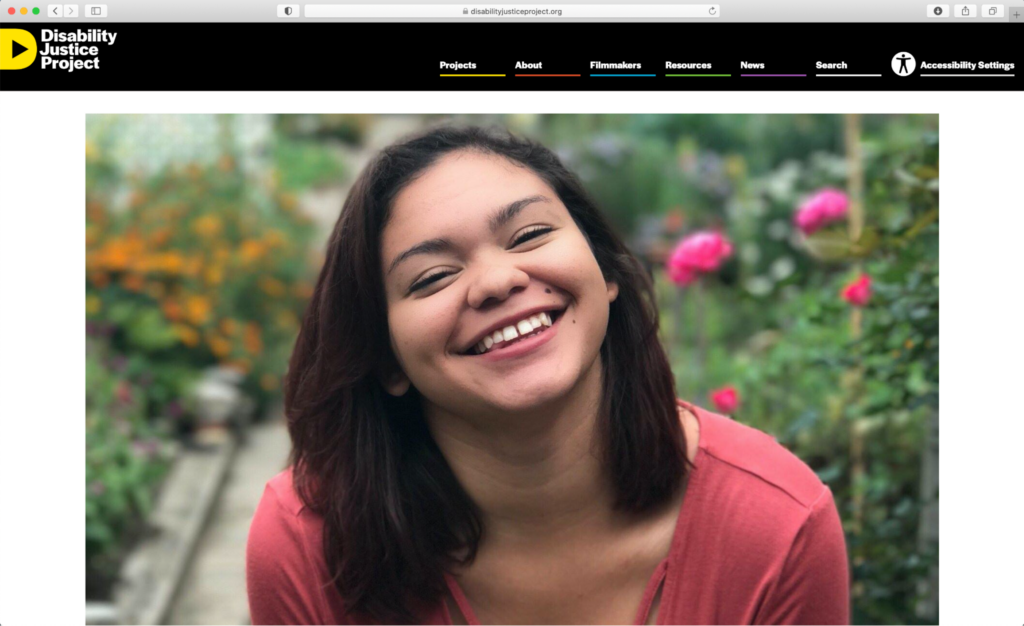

{"left": 511, "top": 226, "right": 552, "bottom": 247}
{"left": 410, "top": 271, "right": 454, "bottom": 293}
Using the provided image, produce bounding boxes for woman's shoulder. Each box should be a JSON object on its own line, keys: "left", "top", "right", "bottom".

{"left": 261, "top": 465, "right": 310, "bottom": 517}
{"left": 671, "top": 401, "right": 850, "bottom": 624}
{"left": 679, "top": 399, "right": 827, "bottom": 512}
{"left": 248, "top": 465, "right": 324, "bottom": 567}
{"left": 248, "top": 466, "right": 327, "bottom": 563}
{"left": 247, "top": 466, "right": 336, "bottom": 624}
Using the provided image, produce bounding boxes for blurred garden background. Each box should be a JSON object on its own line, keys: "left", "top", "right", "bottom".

{"left": 85, "top": 114, "right": 938, "bottom": 625}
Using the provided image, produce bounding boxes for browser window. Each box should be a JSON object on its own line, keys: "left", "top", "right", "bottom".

{"left": 1, "top": 3, "right": 1019, "bottom": 625}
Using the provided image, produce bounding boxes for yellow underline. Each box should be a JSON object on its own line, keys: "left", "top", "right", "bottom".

{"left": 439, "top": 74, "right": 506, "bottom": 77}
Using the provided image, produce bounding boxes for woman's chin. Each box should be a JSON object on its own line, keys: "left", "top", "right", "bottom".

{"left": 477, "top": 375, "right": 578, "bottom": 414}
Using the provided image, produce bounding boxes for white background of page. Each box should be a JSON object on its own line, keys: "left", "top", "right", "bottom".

{"left": 0, "top": 92, "right": 1020, "bottom": 626}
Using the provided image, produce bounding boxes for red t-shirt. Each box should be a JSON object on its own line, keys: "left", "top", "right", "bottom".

{"left": 246, "top": 400, "right": 850, "bottom": 624}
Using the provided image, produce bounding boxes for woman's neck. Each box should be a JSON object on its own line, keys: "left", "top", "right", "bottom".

{"left": 424, "top": 357, "right": 619, "bottom": 550}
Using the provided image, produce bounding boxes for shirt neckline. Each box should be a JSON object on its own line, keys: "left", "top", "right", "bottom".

{"left": 442, "top": 399, "right": 708, "bottom": 626}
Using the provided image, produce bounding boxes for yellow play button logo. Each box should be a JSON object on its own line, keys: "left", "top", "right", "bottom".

{"left": 1, "top": 29, "right": 38, "bottom": 70}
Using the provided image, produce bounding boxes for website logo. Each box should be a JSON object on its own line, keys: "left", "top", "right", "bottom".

{"left": 891, "top": 52, "right": 917, "bottom": 76}
{"left": 0, "top": 29, "right": 38, "bottom": 70}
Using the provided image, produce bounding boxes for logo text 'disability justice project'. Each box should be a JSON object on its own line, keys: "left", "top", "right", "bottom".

{"left": 0, "top": 28, "right": 117, "bottom": 71}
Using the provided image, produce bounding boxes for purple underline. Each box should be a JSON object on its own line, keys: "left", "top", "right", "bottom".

{"left": 740, "top": 74, "right": 807, "bottom": 77}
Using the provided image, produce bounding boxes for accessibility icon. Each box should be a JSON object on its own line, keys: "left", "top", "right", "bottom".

{"left": 891, "top": 51, "right": 916, "bottom": 76}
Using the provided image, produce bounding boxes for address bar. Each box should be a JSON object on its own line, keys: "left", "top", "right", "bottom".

{"left": 303, "top": 5, "right": 722, "bottom": 18}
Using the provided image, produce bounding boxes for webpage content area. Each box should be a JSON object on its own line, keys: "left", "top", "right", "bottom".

{"left": 0, "top": 6, "right": 1021, "bottom": 626}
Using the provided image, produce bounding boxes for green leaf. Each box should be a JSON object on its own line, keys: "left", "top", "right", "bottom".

{"left": 801, "top": 227, "right": 880, "bottom": 261}
{"left": 126, "top": 308, "right": 178, "bottom": 350}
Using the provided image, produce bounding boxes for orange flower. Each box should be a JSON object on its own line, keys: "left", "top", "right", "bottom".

{"left": 220, "top": 318, "right": 239, "bottom": 336}
{"left": 161, "top": 251, "right": 185, "bottom": 274}
{"left": 263, "top": 229, "right": 287, "bottom": 248}
{"left": 205, "top": 331, "right": 232, "bottom": 358}
{"left": 240, "top": 240, "right": 267, "bottom": 264}
{"left": 172, "top": 324, "right": 200, "bottom": 347}
{"left": 203, "top": 265, "right": 224, "bottom": 285}
{"left": 148, "top": 227, "right": 172, "bottom": 246}
{"left": 293, "top": 281, "right": 314, "bottom": 299}
{"left": 90, "top": 272, "right": 110, "bottom": 289}
{"left": 86, "top": 201, "right": 106, "bottom": 221}
{"left": 258, "top": 276, "right": 286, "bottom": 298}
{"left": 274, "top": 310, "right": 299, "bottom": 331}
{"left": 184, "top": 295, "right": 212, "bottom": 325}
{"left": 129, "top": 191, "right": 148, "bottom": 208}
{"left": 260, "top": 373, "right": 279, "bottom": 391}
{"left": 191, "top": 215, "right": 223, "bottom": 238}
{"left": 182, "top": 256, "right": 202, "bottom": 278}
{"left": 121, "top": 273, "right": 145, "bottom": 292}
{"left": 161, "top": 299, "right": 183, "bottom": 322}
{"left": 278, "top": 193, "right": 298, "bottom": 212}
{"left": 243, "top": 322, "right": 263, "bottom": 356}
{"left": 99, "top": 238, "right": 132, "bottom": 271}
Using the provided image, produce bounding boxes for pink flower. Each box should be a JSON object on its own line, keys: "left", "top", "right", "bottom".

{"left": 710, "top": 386, "right": 740, "bottom": 414}
{"left": 841, "top": 273, "right": 872, "bottom": 307}
{"left": 116, "top": 380, "right": 133, "bottom": 405}
{"left": 666, "top": 231, "right": 734, "bottom": 286}
{"left": 794, "top": 188, "right": 849, "bottom": 235}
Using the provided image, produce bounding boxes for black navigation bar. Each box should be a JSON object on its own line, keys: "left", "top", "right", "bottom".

{"left": 0, "top": 23, "right": 1019, "bottom": 90}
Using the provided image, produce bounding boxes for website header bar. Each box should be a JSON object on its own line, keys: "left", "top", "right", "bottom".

{"left": 0, "top": 23, "right": 1019, "bottom": 90}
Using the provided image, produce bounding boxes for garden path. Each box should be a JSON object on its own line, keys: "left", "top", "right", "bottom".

{"left": 167, "top": 413, "right": 291, "bottom": 625}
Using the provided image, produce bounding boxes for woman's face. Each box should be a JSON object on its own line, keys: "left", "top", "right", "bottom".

{"left": 379, "top": 150, "right": 619, "bottom": 416}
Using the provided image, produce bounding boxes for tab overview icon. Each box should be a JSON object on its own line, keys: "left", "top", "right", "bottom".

{"left": 1, "top": 29, "right": 39, "bottom": 70}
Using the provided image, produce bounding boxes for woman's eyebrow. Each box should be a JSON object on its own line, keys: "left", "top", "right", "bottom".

{"left": 386, "top": 194, "right": 551, "bottom": 276}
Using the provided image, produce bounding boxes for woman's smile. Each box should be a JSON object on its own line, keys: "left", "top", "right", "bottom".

{"left": 461, "top": 306, "right": 566, "bottom": 361}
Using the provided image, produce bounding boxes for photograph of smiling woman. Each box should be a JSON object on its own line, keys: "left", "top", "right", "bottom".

{"left": 246, "top": 125, "right": 849, "bottom": 625}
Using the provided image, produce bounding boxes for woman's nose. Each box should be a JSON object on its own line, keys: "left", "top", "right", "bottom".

{"left": 466, "top": 262, "right": 530, "bottom": 309}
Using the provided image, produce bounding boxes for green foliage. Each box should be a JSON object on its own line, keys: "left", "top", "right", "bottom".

{"left": 85, "top": 120, "right": 322, "bottom": 598}
{"left": 272, "top": 138, "right": 346, "bottom": 191}
{"left": 86, "top": 338, "right": 178, "bottom": 599}
{"left": 647, "top": 115, "right": 938, "bottom": 624}
{"left": 86, "top": 153, "right": 319, "bottom": 410}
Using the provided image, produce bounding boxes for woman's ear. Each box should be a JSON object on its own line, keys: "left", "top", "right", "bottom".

{"left": 382, "top": 370, "right": 411, "bottom": 396}
{"left": 606, "top": 280, "right": 620, "bottom": 304}
{"left": 379, "top": 349, "right": 411, "bottom": 396}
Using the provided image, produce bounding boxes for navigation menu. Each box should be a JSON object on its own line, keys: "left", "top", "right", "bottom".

{"left": 1, "top": 22, "right": 1019, "bottom": 90}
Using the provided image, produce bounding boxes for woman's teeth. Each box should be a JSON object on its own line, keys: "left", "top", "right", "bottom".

{"left": 474, "top": 311, "right": 554, "bottom": 355}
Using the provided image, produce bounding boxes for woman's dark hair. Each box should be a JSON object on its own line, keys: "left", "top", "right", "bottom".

{"left": 284, "top": 124, "right": 690, "bottom": 624}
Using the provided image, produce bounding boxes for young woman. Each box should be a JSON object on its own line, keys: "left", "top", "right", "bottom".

{"left": 246, "top": 125, "right": 850, "bottom": 625}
